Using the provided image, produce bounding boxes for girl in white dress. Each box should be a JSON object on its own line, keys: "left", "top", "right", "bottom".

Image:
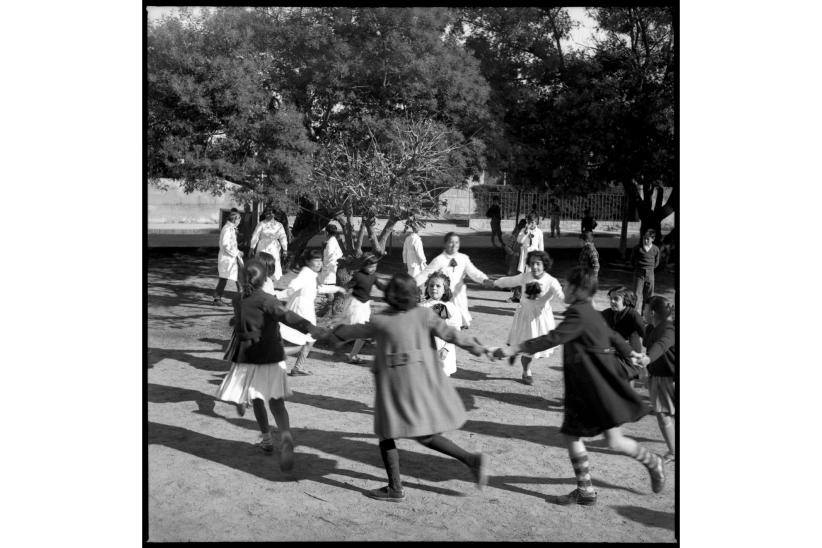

{"left": 320, "top": 224, "right": 344, "bottom": 285}
{"left": 280, "top": 248, "right": 345, "bottom": 376}
{"left": 516, "top": 215, "right": 545, "bottom": 274}
{"left": 250, "top": 209, "right": 288, "bottom": 281}
{"left": 493, "top": 250, "right": 564, "bottom": 385}
{"left": 213, "top": 212, "right": 243, "bottom": 305}
{"left": 415, "top": 232, "right": 494, "bottom": 329}
{"left": 420, "top": 272, "right": 461, "bottom": 376}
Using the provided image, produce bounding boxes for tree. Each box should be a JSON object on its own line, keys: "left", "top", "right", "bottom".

{"left": 147, "top": 8, "right": 316, "bottom": 217}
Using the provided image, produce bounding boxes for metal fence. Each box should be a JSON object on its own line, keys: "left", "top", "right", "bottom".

{"left": 472, "top": 187, "right": 627, "bottom": 222}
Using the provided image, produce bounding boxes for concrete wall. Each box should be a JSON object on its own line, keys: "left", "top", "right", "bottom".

{"left": 147, "top": 178, "right": 243, "bottom": 225}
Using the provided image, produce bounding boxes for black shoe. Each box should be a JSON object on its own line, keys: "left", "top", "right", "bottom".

{"left": 522, "top": 374, "right": 534, "bottom": 385}
{"left": 235, "top": 403, "right": 246, "bottom": 417}
{"left": 365, "top": 485, "right": 406, "bottom": 502}
{"left": 553, "top": 488, "right": 597, "bottom": 506}
{"left": 470, "top": 453, "right": 488, "bottom": 489}
{"left": 649, "top": 454, "right": 666, "bottom": 493}
{"left": 288, "top": 367, "right": 313, "bottom": 376}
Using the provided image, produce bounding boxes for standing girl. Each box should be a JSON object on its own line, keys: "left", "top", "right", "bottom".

{"left": 215, "top": 259, "right": 330, "bottom": 471}
{"left": 492, "top": 251, "right": 564, "bottom": 385}
{"left": 504, "top": 219, "right": 528, "bottom": 302}
{"left": 601, "top": 286, "right": 646, "bottom": 382}
{"left": 637, "top": 296, "right": 676, "bottom": 464}
{"left": 516, "top": 215, "right": 544, "bottom": 275}
{"left": 342, "top": 253, "right": 387, "bottom": 365}
{"left": 320, "top": 224, "right": 344, "bottom": 285}
{"left": 331, "top": 273, "right": 490, "bottom": 502}
{"left": 414, "top": 232, "right": 493, "bottom": 330}
{"left": 213, "top": 211, "right": 244, "bottom": 305}
{"left": 420, "top": 272, "right": 461, "bottom": 376}
{"left": 493, "top": 267, "right": 665, "bottom": 505}
{"left": 250, "top": 209, "right": 288, "bottom": 281}
{"left": 280, "top": 249, "right": 346, "bottom": 376}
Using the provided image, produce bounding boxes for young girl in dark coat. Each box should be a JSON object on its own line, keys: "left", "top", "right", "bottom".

{"left": 493, "top": 267, "right": 666, "bottom": 506}
{"left": 601, "top": 286, "right": 646, "bottom": 382}
{"left": 637, "top": 296, "right": 676, "bottom": 464}
{"left": 331, "top": 273, "right": 490, "bottom": 502}
{"left": 216, "top": 259, "right": 331, "bottom": 471}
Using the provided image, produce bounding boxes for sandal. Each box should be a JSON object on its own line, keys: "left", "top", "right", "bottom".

{"left": 522, "top": 374, "right": 534, "bottom": 385}
{"left": 348, "top": 356, "right": 367, "bottom": 365}
{"left": 256, "top": 436, "right": 274, "bottom": 454}
{"left": 553, "top": 488, "right": 597, "bottom": 506}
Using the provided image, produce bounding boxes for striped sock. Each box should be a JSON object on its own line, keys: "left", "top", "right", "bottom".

{"left": 633, "top": 445, "right": 661, "bottom": 470}
{"left": 570, "top": 453, "right": 594, "bottom": 494}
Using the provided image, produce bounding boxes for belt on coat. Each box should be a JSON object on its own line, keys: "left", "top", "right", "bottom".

{"left": 385, "top": 350, "right": 425, "bottom": 367}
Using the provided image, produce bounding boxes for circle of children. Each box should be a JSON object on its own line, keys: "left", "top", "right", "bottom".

{"left": 209, "top": 209, "right": 675, "bottom": 506}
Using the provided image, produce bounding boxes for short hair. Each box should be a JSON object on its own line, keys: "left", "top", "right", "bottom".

{"left": 584, "top": 208, "right": 592, "bottom": 214}
{"left": 384, "top": 272, "right": 418, "bottom": 311}
{"left": 525, "top": 214, "right": 537, "bottom": 224}
{"left": 565, "top": 266, "right": 598, "bottom": 299}
{"left": 647, "top": 295, "right": 673, "bottom": 319}
{"left": 325, "top": 224, "right": 340, "bottom": 236}
{"left": 257, "top": 251, "right": 278, "bottom": 278}
{"left": 424, "top": 272, "right": 453, "bottom": 302}
{"left": 582, "top": 230, "right": 594, "bottom": 243}
{"left": 642, "top": 229, "right": 657, "bottom": 240}
{"left": 301, "top": 248, "right": 324, "bottom": 266}
{"left": 492, "top": 195, "right": 500, "bottom": 202}
{"left": 227, "top": 212, "right": 241, "bottom": 224}
{"left": 607, "top": 286, "right": 637, "bottom": 308}
{"left": 242, "top": 259, "right": 267, "bottom": 294}
{"left": 260, "top": 209, "right": 276, "bottom": 222}
{"left": 443, "top": 232, "right": 459, "bottom": 243}
{"left": 526, "top": 250, "right": 553, "bottom": 270}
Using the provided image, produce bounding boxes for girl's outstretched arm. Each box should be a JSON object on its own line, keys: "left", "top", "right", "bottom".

{"left": 428, "top": 310, "right": 486, "bottom": 356}
{"left": 332, "top": 323, "right": 377, "bottom": 342}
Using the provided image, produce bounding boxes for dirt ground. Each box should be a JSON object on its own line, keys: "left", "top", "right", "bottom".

{"left": 147, "top": 244, "right": 677, "bottom": 542}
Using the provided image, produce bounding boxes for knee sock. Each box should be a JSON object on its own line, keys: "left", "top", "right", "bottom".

{"left": 378, "top": 439, "right": 403, "bottom": 491}
{"left": 269, "top": 399, "right": 291, "bottom": 438}
{"left": 415, "top": 434, "right": 475, "bottom": 468}
{"left": 570, "top": 453, "right": 594, "bottom": 494}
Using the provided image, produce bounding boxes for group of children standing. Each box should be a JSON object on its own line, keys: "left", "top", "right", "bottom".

{"left": 210, "top": 214, "right": 675, "bottom": 506}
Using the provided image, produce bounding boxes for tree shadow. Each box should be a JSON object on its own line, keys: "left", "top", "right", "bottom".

{"left": 611, "top": 505, "right": 675, "bottom": 532}
{"left": 147, "top": 346, "right": 230, "bottom": 372}
{"left": 456, "top": 386, "right": 563, "bottom": 412}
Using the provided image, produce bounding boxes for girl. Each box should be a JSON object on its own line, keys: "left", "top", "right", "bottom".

{"left": 320, "top": 224, "right": 344, "bottom": 285}
{"left": 492, "top": 251, "right": 564, "bottom": 385}
{"left": 504, "top": 219, "right": 528, "bottom": 302}
{"left": 578, "top": 231, "right": 600, "bottom": 281}
{"left": 331, "top": 273, "right": 491, "bottom": 502}
{"left": 250, "top": 209, "right": 288, "bottom": 281}
{"left": 342, "top": 253, "right": 387, "bottom": 365}
{"left": 280, "top": 249, "right": 346, "bottom": 376}
{"left": 493, "top": 267, "right": 665, "bottom": 505}
{"left": 215, "top": 259, "right": 330, "bottom": 471}
{"left": 420, "top": 272, "right": 461, "bottom": 376}
{"left": 213, "top": 211, "right": 243, "bottom": 305}
{"left": 601, "top": 286, "right": 646, "bottom": 382}
{"left": 257, "top": 252, "right": 283, "bottom": 297}
{"left": 637, "top": 296, "right": 676, "bottom": 464}
{"left": 414, "top": 232, "right": 494, "bottom": 330}
{"left": 516, "top": 215, "right": 544, "bottom": 275}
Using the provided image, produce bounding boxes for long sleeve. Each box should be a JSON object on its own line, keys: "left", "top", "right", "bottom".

{"left": 493, "top": 273, "right": 525, "bottom": 289}
{"left": 413, "top": 236, "right": 426, "bottom": 266}
{"left": 220, "top": 226, "right": 239, "bottom": 257}
{"left": 609, "top": 330, "right": 634, "bottom": 359}
{"left": 653, "top": 246, "right": 660, "bottom": 269}
{"left": 277, "top": 224, "right": 288, "bottom": 253}
{"left": 249, "top": 223, "right": 263, "bottom": 252}
{"left": 262, "top": 296, "right": 313, "bottom": 333}
{"left": 518, "top": 306, "right": 585, "bottom": 355}
{"left": 427, "top": 311, "right": 485, "bottom": 356}
{"left": 317, "top": 283, "right": 343, "bottom": 295}
{"left": 548, "top": 276, "right": 565, "bottom": 302}
{"left": 517, "top": 231, "right": 529, "bottom": 246}
{"left": 645, "top": 323, "right": 675, "bottom": 363}
{"left": 463, "top": 257, "right": 488, "bottom": 284}
{"left": 591, "top": 247, "right": 600, "bottom": 272}
{"left": 415, "top": 255, "right": 446, "bottom": 286}
{"left": 333, "top": 322, "right": 377, "bottom": 341}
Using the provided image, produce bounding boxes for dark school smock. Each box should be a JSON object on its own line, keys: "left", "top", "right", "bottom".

{"left": 333, "top": 306, "right": 486, "bottom": 439}
{"left": 519, "top": 300, "right": 648, "bottom": 437}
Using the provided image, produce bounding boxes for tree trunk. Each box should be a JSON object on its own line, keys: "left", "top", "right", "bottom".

{"left": 619, "top": 193, "right": 629, "bottom": 260}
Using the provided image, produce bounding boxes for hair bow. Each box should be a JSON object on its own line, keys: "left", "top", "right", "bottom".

{"left": 524, "top": 281, "right": 542, "bottom": 300}
{"left": 431, "top": 302, "right": 451, "bottom": 319}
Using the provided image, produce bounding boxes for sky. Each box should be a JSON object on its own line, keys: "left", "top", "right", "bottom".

{"left": 145, "top": 6, "right": 603, "bottom": 51}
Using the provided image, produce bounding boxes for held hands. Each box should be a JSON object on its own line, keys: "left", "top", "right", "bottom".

{"left": 491, "top": 346, "right": 518, "bottom": 360}
{"left": 629, "top": 351, "right": 650, "bottom": 368}
{"left": 308, "top": 325, "right": 333, "bottom": 342}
